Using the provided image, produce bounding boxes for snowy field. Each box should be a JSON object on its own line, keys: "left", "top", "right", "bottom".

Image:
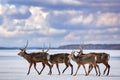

{"left": 0, "top": 49, "right": 120, "bottom": 80}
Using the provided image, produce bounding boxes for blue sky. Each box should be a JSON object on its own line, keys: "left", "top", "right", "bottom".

{"left": 0, "top": 0, "right": 120, "bottom": 47}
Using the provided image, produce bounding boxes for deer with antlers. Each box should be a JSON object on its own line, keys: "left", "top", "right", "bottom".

{"left": 18, "top": 41, "right": 52, "bottom": 75}
{"left": 69, "top": 51, "right": 99, "bottom": 76}
{"left": 77, "top": 47, "right": 110, "bottom": 76}
{"left": 47, "top": 52, "right": 73, "bottom": 75}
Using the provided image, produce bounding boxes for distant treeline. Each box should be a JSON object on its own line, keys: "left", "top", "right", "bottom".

{"left": 0, "top": 44, "right": 120, "bottom": 50}
{"left": 58, "top": 44, "right": 120, "bottom": 50}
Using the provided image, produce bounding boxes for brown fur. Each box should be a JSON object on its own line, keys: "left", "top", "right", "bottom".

{"left": 18, "top": 49, "right": 52, "bottom": 75}
{"left": 70, "top": 51, "right": 99, "bottom": 76}
{"left": 48, "top": 53, "right": 73, "bottom": 75}
{"left": 77, "top": 51, "right": 110, "bottom": 76}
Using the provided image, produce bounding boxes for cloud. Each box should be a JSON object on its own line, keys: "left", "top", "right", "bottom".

{"left": 0, "top": 5, "right": 67, "bottom": 40}
{"left": 64, "top": 27, "right": 120, "bottom": 44}
{"left": 7, "top": 0, "right": 120, "bottom": 11}
{"left": 48, "top": 10, "right": 85, "bottom": 30}
{"left": 0, "top": 27, "right": 18, "bottom": 37}
{"left": 7, "top": 0, "right": 83, "bottom": 11}
{"left": 66, "top": 11, "right": 120, "bottom": 27}
{"left": 0, "top": 0, "right": 120, "bottom": 47}
{"left": 1, "top": 4, "right": 31, "bottom": 20}
{"left": 96, "top": 12, "right": 120, "bottom": 27}
{"left": 49, "top": 0, "right": 83, "bottom": 5}
{"left": 8, "top": 0, "right": 83, "bottom": 6}
{"left": 24, "top": 6, "right": 66, "bottom": 36}
{"left": 68, "top": 14, "right": 94, "bottom": 25}
{"left": 53, "top": 10, "right": 83, "bottom": 16}
{"left": 0, "top": 16, "right": 3, "bottom": 25}
{"left": 64, "top": 31, "right": 80, "bottom": 41}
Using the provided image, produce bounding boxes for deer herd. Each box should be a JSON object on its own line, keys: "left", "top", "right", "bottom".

{"left": 18, "top": 41, "right": 110, "bottom": 76}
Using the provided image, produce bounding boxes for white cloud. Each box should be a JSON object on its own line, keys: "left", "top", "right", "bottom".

{"left": 0, "top": 5, "right": 2, "bottom": 15}
{"left": 64, "top": 27, "right": 120, "bottom": 44}
{"left": 68, "top": 14, "right": 94, "bottom": 25}
{"left": 0, "top": 27, "right": 17, "bottom": 37}
{"left": 53, "top": 10, "right": 82, "bottom": 16}
{"left": 64, "top": 31, "right": 80, "bottom": 41}
{"left": 60, "top": 0, "right": 83, "bottom": 5}
{"left": 24, "top": 6, "right": 66, "bottom": 35}
{"left": 49, "top": 28, "right": 66, "bottom": 35}
{"left": 1, "top": 4, "right": 29, "bottom": 17}
{"left": 67, "top": 11, "right": 120, "bottom": 27}
{"left": 19, "top": 6, "right": 29, "bottom": 14}
{"left": 47, "top": 0, "right": 83, "bottom": 5}
{"left": 106, "top": 27, "right": 119, "bottom": 33}
{"left": 96, "top": 13, "right": 120, "bottom": 27}
{"left": 0, "top": 2, "right": 120, "bottom": 46}
{"left": 85, "top": 1, "right": 120, "bottom": 7}
{"left": 0, "top": 5, "right": 66, "bottom": 40}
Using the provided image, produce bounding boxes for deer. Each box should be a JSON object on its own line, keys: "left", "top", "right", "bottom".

{"left": 47, "top": 53, "right": 73, "bottom": 75}
{"left": 69, "top": 51, "right": 99, "bottom": 76}
{"left": 18, "top": 41, "right": 52, "bottom": 75}
{"left": 77, "top": 47, "right": 110, "bottom": 76}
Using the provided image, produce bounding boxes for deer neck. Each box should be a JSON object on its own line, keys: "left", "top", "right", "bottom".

{"left": 71, "top": 53, "right": 77, "bottom": 62}
{"left": 22, "top": 51, "right": 31, "bottom": 62}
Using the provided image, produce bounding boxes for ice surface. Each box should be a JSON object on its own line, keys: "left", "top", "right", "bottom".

{"left": 0, "top": 50, "right": 120, "bottom": 80}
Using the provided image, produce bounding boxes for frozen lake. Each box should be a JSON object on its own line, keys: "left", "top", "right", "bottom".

{"left": 0, "top": 49, "right": 120, "bottom": 80}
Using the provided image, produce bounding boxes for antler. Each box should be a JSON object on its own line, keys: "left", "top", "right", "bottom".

{"left": 77, "top": 43, "right": 84, "bottom": 54}
{"left": 79, "top": 42, "right": 84, "bottom": 52}
{"left": 24, "top": 40, "right": 28, "bottom": 50}
{"left": 20, "top": 40, "right": 28, "bottom": 51}
{"left": 42, "top": 43, "right": 50, "bottom": 52}
{"left": 45, "top": 43, "right": 50, "bottom": 52}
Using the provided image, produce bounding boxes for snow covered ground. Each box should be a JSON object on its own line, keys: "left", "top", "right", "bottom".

{"left": 0, "top": 50, "right": 120, "bottom": 80}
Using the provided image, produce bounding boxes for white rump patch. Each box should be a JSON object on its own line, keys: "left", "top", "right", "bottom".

{"left": 47, "top": 55, "right": 50, "bottom": 60}
{"left": 95, "top": 56, "right": 97, "bottom": 61}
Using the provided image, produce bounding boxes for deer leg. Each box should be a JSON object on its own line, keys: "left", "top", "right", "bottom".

{"left": 82, "top": 64, "right": 87, "bottom": 76}
{"left": 62, "top": 63, "right": 69, "bottom": 74}
{"left": 62, "top": 62, "right": 73, "bottom": 75}
{"left": 56, "top": 63, "right": 60, "bottom": 75}
{"left": 94, "top": 65, "right": 98, "bottom": 76}
{"left": 88, "top": 64, "right": 93, "bottom": 75}
{"left": 106, "top": 64, "right": 110, "bottom": 76}
{"left": 39, "top": 63, "right": 45, "bottom": 75}
{"left": 103, "top": 67, "right": 107, "bottom": 75}
{"left": 50, "top": 64, "right": 53, "bottom": 75}
{"left": 45, "top": 62, "right": 52, "bottom": 75}
{"left": 74, "top": 64, "right": 81, "bottom": 76}
{"left": 33, "top": 62, "right": 39, "bottom": 75}
{"left": 69, "top": 62, "right": 73, "bottom": 75}
{"left": 103, "top": 63, "right": 110, "bottom": 76}
{"left": 96, "top": 64, "right": 101, "bottom": 76}
{"left": 27, "top": 63, "right": 32, "bottom": 75}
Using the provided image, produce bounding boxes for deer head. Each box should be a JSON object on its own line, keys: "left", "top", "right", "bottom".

{"left": 77, "top": 46, "right": 83, "bottom": 55}
{"left": 18, "top": 40, "right": 28, "bottom": 56}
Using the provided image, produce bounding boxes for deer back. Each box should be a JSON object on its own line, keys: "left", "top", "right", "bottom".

{"left": 89, "top": 52, "right": 110, "bottom": 63}
{"left": 49, "top": 53, "right": 69, "bottom": 63}
{"left": 78, "top": 54, "right": 97, "bottom": 64}
{"left": 29, "top": 52, "right": 49, "bottom": 62}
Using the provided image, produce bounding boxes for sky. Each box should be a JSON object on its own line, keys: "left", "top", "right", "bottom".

{"left": 0, "top": 0, "right": 120, "bottom": 47}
